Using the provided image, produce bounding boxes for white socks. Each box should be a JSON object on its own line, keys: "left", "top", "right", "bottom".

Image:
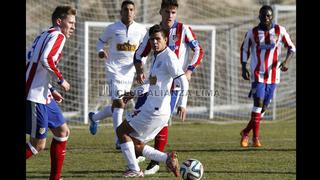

{"left": 113, "top": 108, "right": 124, "bottom": 143}
{"left": 92, "top": 105, "right": 112, "bottom": 121}
{"left": 142, "top": 145, "right": 167, "bottom": 162}
{"left": 120, "top": 141, "right": 140, "bottom": 172}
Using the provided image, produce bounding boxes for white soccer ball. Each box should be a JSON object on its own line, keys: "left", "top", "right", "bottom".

{"left": 179, "top": 159, "right": 204, "bottom": 180}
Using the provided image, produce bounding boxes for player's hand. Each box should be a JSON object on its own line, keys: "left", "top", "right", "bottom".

{"left": 119, "top": 91, "right": 135, "bottom": 104}
{"left": 60, "top": 80, "right": 70, "bottom": 92}
{"left": 279, "top": 61, "right": 288, "bottom": 72}
{"left": 136, "top": 73, "right": 145, "bottom": 84}
{"left": 177, "top": 106, "right": 187, "bottom": 122}
{"left": 242, "top": 67, "right": 250, "bottom": 80}
{"left": 185, "top": 70, "right": 192, "bottom": 81}
{"left": 98, "top": 51, "right": 108, "bottom": 59}
{"left": 51, "top": 90, "right": 64, "bottom": 103}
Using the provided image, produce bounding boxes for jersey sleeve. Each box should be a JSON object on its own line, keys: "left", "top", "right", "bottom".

{"left": 96, "top": 24, "right": 113, "bottom": 53}
{"left": 40, "top": 32, "right": 66, "bottom": 81}
{"left": 184, "top": 25, "right": 204, "bottom": 71}
{"left": 280, "top": 26, "right": 296, "bottom": 53}
{"left": 240, "top": 29, "right": 252, "bottom": 64}
{"left": 134, "top": 33, "right": 151, "bottom": 64}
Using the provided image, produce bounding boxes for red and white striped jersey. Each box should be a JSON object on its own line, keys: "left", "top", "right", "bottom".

{"left": 26, "top": 26, "right": 66, "bottom": 104}
{"left": 240, "top": 24, "right": 296, "bottom": 84}
{"left": 134, "top": 21, "right": 203, "bottom": 72}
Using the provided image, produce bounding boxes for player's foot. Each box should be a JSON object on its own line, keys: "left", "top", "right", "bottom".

{"left": 89, "top": 112, "right": 98, "bottom": 135}
{"left": 137, "top": 156, "right": 146, "bottom": 164}
{"left": 144, "top": 160, "right": 160, "bottom": 175}
{"left": 252, "top": 137, "right": 262, "bottom": 147}
{"left": 240, "top": 130, "right": 249, "bottom": 147}
{"left": 123, "top": 169, "right": 144, "bottom": 178}
{"left": 115, "top": 140, "right": 121, "bottom": 150}
{"left": 165, "top": 151, "right": 180, "bottom": 177}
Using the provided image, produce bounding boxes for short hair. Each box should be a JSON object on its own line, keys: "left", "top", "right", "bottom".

{"left": 161, "top": 0, "right": 179, "bottom": 9}
{"left": 149, "top": 24, "right": 167, "bottom": 38}
{"left": 121, "top": 0, "right": 135, "bottom": 8}
{"left": 259, "top": 5, "right": 273, "bottom": 14}
{"left": 51, "top": 6, "right": 76, "bottom": 25}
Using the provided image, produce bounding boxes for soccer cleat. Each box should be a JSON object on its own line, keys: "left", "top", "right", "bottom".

{"left": 136, "top": 156, "right": 146, "bottom": 164}
{"left": 240, "top": 131, "right": 249, "bottom": 148}
{"left": 144, "top": 161, "right": 160, "bottom": 175}
{"left": 165, "top": 151, "right": 180, "bottom": 177}
{"left": 89, "top": 112, "right": 98, "bottom": 135}
{"left": 252, "top": 138, "right": 262, "bottom": 147}
{"left": 123, "top": 169, "right": 144, "bottom": 178}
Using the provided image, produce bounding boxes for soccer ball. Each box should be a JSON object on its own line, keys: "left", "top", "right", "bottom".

{"left": 179, "top": 159, "right": 204, "bottom": 180}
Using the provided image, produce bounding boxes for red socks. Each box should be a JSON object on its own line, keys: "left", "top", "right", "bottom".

{"left": 50, "top": 138, "right": 67, "bottom": 180}
{"left": 26, "top": 143, "right": 34, "bottom": 159}
{"left": 154, "top": 126, "right": 168, "bottom": 152}
{"left": 243, "top": 112, "right": 261, "bottom": 137}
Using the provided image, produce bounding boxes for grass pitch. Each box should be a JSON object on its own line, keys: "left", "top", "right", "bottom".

{"left": 27, "top": 119, "right": 296, "bottom": 179}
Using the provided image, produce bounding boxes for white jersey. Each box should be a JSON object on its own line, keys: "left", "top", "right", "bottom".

{"left": 26, "top": 26, "right": 66, "bottom": 104}
{"left": 96, "top": 20, "right": 147, "bottom": 75}
{"left": 142, "top": 47, "right": 185, "bottom": 115}
{"left": 240, "top": 24, "right": 296, "bottom": 84}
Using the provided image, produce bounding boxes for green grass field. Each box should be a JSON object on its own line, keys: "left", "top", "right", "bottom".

{"left": 26, "top": 119, "right": 296, "bottom": 180}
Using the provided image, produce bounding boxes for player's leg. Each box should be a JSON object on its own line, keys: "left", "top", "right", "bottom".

{"left": 47, "top": 100, "right": 69, "bottom": 180}
{"left": 26, "top": 100, "right": 48, "bottom": 158}
{"left": 116, "top": 119, "right": 143, "bottom": 177}
{"left": 145, "top": 89, "right": 179, "bottom": 174}
{"left": 240, "top": 82, "right": 264, "bottom": 147}
{"left": 112, "top": 98, "right": 125, "bottom": 149}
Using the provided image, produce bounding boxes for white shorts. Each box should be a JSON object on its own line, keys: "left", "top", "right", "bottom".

{"left": 106, "top": 70, "right": 134, "bottom": 100}
{"left": 126, "top": 108, "right": 170, "bottom": 143}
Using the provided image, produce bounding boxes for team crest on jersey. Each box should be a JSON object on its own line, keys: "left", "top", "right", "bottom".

{"left": 39, "top": 128, "right": 46, "bottom": 135}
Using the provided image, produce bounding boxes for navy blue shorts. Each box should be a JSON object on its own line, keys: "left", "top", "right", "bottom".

{"left": 249, "top": 82, "right": 277, "bottom": 106}
{"left": 26, "top": 100, "right": 65, "bottom": 139}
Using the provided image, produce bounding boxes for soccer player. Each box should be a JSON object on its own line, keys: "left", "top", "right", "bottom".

{"left": 116, "top": 24, "right": 189, "bottom": 178}
{"left": 133, "top": 0, "right": 203, "bottom": 174}
{"left": 239, "top": 5, "right": 295, "bottom": 147}
{"left": 26, "top": 5, "right": 76, "bottom": 180}
{"left": 88, "top": 0, "right": 147, "bottom": 150}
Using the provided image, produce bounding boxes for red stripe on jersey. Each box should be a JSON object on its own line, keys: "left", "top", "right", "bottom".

{"left": 271, "top": 47, "right": 278, "bottom": 83}
{"left": 264, "top": 31, "right": 271, "bottom": 83}
{"left": 174, "top": 22, "right": 183, "bottom": 58}
{"left": 187, "top": 26, "right": 203, "bottom": 69}
{"left": 47, "top": 34, "right": 64, "bottom": 80}
{"left": 253, "top": 27, "right": 261, "bottom": 82}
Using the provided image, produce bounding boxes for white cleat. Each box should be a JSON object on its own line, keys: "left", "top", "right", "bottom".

{"left": 136, "top": 156, "right": 146, "bottom": 163}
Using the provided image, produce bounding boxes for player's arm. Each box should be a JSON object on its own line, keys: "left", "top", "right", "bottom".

{"left": 96, "top": 25, "right": 112, "bottom": 59}
{"left": 49, "top": 84, "right": 64, "bottom": 103}
{"left": 41, "top": 33, "right": 70, "bottom": 91}
{"left": 240, "top": 31, "right": 252, "bottom": 80}
{"left": 184, "top": 25, "right": 204, "bottom": 81}
{"left": 175, "top": 74, "right": 189, "bottom": 121}
{"left": 120, "top": 82, "right": 150, "bottom": 103}
{"left": 279, "top": 27, "right": 296, "bottom": 72}
{"left": 134, "top": 33, "right": 151, "bottom": 84}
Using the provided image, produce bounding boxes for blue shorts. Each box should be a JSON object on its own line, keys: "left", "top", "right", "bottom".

{"left": 249, "top": 82, "right": 277, "bottom": 106}
{"left": 26, "top": 100, "right": 65, "bottom": 139}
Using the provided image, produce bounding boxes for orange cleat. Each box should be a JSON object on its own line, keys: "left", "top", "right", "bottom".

{"left": 240, "top": 131, "right": 249, "bottom": 148}
{"left": 252, "top": 138, "right": 262, "bottom": 147}
{"left": 166, "top": 151, "right": 180, "bottom": 177}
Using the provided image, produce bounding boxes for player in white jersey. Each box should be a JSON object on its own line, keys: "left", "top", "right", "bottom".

{"left": 26, "top": 6, "right": 76, "bottom": 180}
{"left": 88, "top": 0, "right": 147, "bottom": 149}
{"left": 116, "top": 24, "right": 188, "bottom": 178}
{"left": 239, "top": 5, "right": 295, "bottom": 148}
{"left": 133, "top": 0, "right": 203, "bottom": 174}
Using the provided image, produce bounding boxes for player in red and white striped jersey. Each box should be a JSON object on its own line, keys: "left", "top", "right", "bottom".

{"left": 239, "top": 5, "right": 295, "bottom": 148}
{"left": 26, "top": 6, "right": 76, "bottom": 180}
{"left": 133, "top": 0, "right": 204, "bottom": 175}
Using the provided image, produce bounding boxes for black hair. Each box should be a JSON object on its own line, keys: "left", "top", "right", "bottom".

{"left": 161, "top": 0, "right": 179, "bottom": 9}
{"left": 121, "top": 0, "right": 135, "bottom": 8}
{"left": 149, "top": 24, "right": 167, "bottom": 37}
{"left": 259, "top": 5, "right": 273, "bottom": 14}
